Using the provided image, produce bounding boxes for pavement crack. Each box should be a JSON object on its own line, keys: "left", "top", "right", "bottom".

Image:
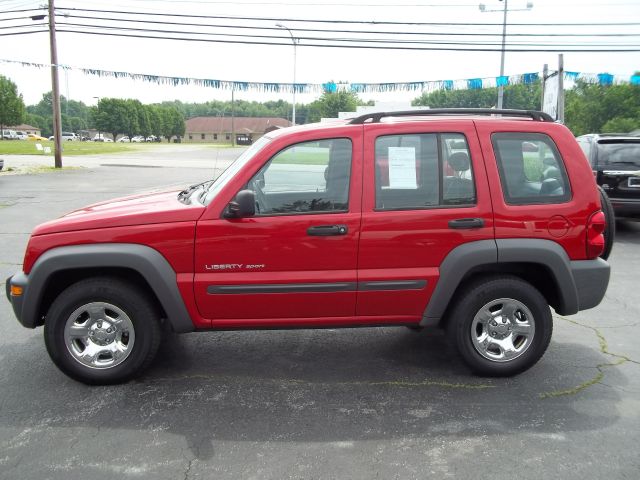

{"left": 181, "top": 448, "right": 196, "bottom": 480}
{"left": 540, "top": 315, "right": 635, "bottom": 399}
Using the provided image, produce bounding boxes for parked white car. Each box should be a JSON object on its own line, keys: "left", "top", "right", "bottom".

{"left": 15, "top": 131, "right": 28, "bottom": 140}
{"left": 1, "top": 129, "right": 18, "bottom": 140}
{"left": 131, "top": 136, "right": 145, "bottom": 143}
{"left": 49, "top": 132, "right": 78, "bottom": 141}
{"left": 117, "top": 136, "right": 130, "bottom": 143}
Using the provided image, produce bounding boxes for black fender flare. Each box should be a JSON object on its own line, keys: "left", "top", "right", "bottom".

{"left": 17, "top": 243, "right": 194, "bottom": 332}
{"left": 420, "top": 239, "right": 579, "bottom": 327}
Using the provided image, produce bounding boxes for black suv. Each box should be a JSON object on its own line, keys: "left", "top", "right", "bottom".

{"left": 577, "top": 133, "right": 640, "bottom": 219}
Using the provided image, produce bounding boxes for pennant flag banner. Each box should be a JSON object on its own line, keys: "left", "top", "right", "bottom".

{"left": 1, "top": 58, "right": 638, "bottom": 95}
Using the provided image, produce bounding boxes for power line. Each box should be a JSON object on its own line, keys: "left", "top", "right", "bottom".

{"left": 55, "top": 22, "right": 640, "bottom": 48}
{"left": 55, "top": 6, "right": 640, "bottom": 27}
{"left": 119, "top": 0, "right": 482, "bottom": 6}
{"left": 54, "top": 28, "right": 640, "bottom": 52}
{"left": 0, "top": 7, "right": 45, "bottom": 15}
{"left": 87, "top": 0, "right": 640, "bottom": 7}
{"left": 0, "top": 29, "right": 47, "bottom": 36}
{"left": 57, "top": 13, "right": 640, "bottom": 37}
{"left": 0, "top": 22, "right": 47, "bottom": 29}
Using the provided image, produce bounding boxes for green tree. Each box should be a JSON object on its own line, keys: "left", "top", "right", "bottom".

{"left": 24, "top": 113, "right": 49, "bottom": 136}
{"left": 27, "top": 91, "right": 90, "bottom": 134}
{"left": 137, "top": 104, "right": 152, "bottom": 138}
{"left": 147, "top": 105, "right": 164, "bottom": 139}
{"left": 308, "top": 91, "right": 361, "bottom": 121}
{"left": 94, "top": 98, "right": 129, "bottom": 140}
{"left": 159, "top": 107, "right": 185, "bottom": 142}
{"left": 122, "top": 99, "right": 141, "bottom": 140}
{"left": 565, "top": 81, "right": 640, "bottom": 136}
{"left": 601, "top": 117, "right": 639, "bottom": 133}
{"left": 0, "top": 75, "right": 26, "bottom": 138}
{"left": 412, "top": 82, "right": 541, "bottom": 110}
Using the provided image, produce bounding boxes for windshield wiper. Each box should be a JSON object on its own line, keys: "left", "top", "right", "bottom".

{"left": 177, "top": 180, "right": 214, "bottom": 201}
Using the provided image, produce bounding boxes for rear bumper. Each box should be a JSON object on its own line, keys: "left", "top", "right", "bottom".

{"left": 570, "top": 258, "right": 610, "bottom": 311}
{"left": 6, "top": 272, "right": 31, "bottom": 328}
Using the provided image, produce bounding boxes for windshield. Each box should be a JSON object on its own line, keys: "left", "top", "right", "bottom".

{"left": 201, "top": 136, "right": 272, "bottom": 205}
{"left": 597, "top": 141, "right": 640, "bottom": 167}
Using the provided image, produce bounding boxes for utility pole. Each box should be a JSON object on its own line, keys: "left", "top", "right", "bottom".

{"left": 541, "top": 63, "right": 548, "bottom": 108}
{"left": 48, "top": 0, "right": 63, "bottom": 168}
{"left": 231, "top": 87, "right": 235, "bottom": 147}
{"left": 479, "top": 1, "right": 533, "bottom": 110}
{"left": 557, "top": 54, "right": 565, "bottom": 123}
{"left": 497, "top": 0, "right": 508, "bottom": 109}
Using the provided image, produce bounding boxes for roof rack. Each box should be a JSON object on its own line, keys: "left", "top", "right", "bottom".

{"left": 348, "top": 108, "right": 554, "bottom": 124}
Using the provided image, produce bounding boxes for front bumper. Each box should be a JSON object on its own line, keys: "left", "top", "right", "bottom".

{"left": 6, "top": 272, "right": 31, "bottom": 328}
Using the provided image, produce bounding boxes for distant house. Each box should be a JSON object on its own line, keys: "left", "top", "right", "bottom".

{"left": 184, "top": 116, "right": 291, "bottom": 145}
{"left": 8, "top": 124, "right": 41, "bottom": 136}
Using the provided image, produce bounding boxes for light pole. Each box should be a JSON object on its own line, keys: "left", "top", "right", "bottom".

{"left": 276, "top": 23, "right": 297, "bottom": 125}
{"left": 93, "top": 96, "right": 101, "bottom": 141}
{"left": 479, "top": 1, "right": 533, "bottom": 109}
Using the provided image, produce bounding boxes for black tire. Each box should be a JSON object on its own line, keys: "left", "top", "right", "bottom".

{"left": 598, "top": 185, "right": 615, "bottom": 260}
{"left": 446, "top": 276, "right": 552, "bottom": 377}
{"left": 44, "top": 277, "right": 161, "bottom": 385}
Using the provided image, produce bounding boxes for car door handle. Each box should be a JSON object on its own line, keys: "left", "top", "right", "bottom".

{"left": 448, "top": 218, "right": 484, "bottom": 229}
{"left": 307, "top": 225, "right": 348, "bottom": 236}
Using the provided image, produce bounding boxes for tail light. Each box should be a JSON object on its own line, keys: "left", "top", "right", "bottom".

{"left": 586, "top": 211, "right": 605, "bottom": 259}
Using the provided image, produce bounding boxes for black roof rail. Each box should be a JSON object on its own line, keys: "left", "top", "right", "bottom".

{"left": 348, "top": 108, "right": 554, "bottom": 124}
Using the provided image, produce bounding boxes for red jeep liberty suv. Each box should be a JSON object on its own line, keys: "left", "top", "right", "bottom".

{"left": 6, "top": 109, "right": 611, "bottom": 384}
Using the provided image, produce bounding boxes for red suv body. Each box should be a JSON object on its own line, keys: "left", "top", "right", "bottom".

{"left": 6, "top": 109, "right": 610, "bottom": 384}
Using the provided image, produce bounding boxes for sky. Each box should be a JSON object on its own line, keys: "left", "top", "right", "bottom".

{"left": 0, "top": 0, "right": 639, "bottom": 109}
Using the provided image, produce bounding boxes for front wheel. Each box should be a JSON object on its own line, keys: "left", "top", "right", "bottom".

{"left": 447, "top": 276, "right": 552, "bottom": 377}
{"left": 44, "top": 277, "right": 161, "bottom": 385}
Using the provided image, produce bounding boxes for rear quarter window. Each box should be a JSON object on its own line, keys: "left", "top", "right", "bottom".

{"left": 492, "top": 132, "right": 571, "bottom": 205}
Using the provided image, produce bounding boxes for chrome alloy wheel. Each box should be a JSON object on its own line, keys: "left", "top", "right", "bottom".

{"left": 63, "top": 302, "right": 136, "bottom": 369}
{"left": 470, "top": 298, "right": 535, "bottom": 363}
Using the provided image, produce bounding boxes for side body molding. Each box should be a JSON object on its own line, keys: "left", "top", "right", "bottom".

{"left": 19, "top": 243, "right": 194, "bottom": 332}
{"left": 420, "top": 238, "right": 582, "bottom": 327}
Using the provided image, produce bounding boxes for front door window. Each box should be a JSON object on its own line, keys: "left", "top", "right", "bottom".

{"left": 247, "top": 138, "right": 352, "bottom": 215}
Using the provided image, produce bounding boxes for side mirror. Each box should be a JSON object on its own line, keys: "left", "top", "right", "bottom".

{"left": 224, "top": 189, "right": 256, "bottom": 218}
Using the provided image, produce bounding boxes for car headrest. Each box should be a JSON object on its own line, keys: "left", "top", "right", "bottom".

{"left": 448, "top": 152, "right": 470, "bottom": 172}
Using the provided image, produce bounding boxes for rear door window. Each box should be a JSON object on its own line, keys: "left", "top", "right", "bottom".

{"left": 492, "top": 132, "right": 571, "bottom": 205}
{"left": 374, "top": 133, "right": 476, "bottom": 210}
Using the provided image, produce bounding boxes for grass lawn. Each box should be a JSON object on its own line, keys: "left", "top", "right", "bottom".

{"left": 273, "top": 147, "right": 329, "bottom": 165}
{"left": 0, "top": 140, "right": 149, "bottom": 156}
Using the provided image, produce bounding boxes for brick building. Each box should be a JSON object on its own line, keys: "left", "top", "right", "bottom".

{"left": 184, "top": 117, "right": 291, "bottom": 145}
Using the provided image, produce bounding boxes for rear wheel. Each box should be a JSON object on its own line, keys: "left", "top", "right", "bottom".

{"left": 44, "top": 277, "right": 161, "bottom": 385}
{"left": 447, "top": 276, "right": 552, "bottom": 377}
{"left": 598, "top": 185, "right": 615, "bottom": 260}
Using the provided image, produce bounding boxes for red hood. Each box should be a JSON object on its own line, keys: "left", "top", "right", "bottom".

{"left": 32, "top": 190, "right": 205, "bottom": 236}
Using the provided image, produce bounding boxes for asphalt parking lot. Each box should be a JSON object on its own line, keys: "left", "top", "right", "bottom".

{"left": 1, "top": 149, "right": 639, "bottom": 479}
